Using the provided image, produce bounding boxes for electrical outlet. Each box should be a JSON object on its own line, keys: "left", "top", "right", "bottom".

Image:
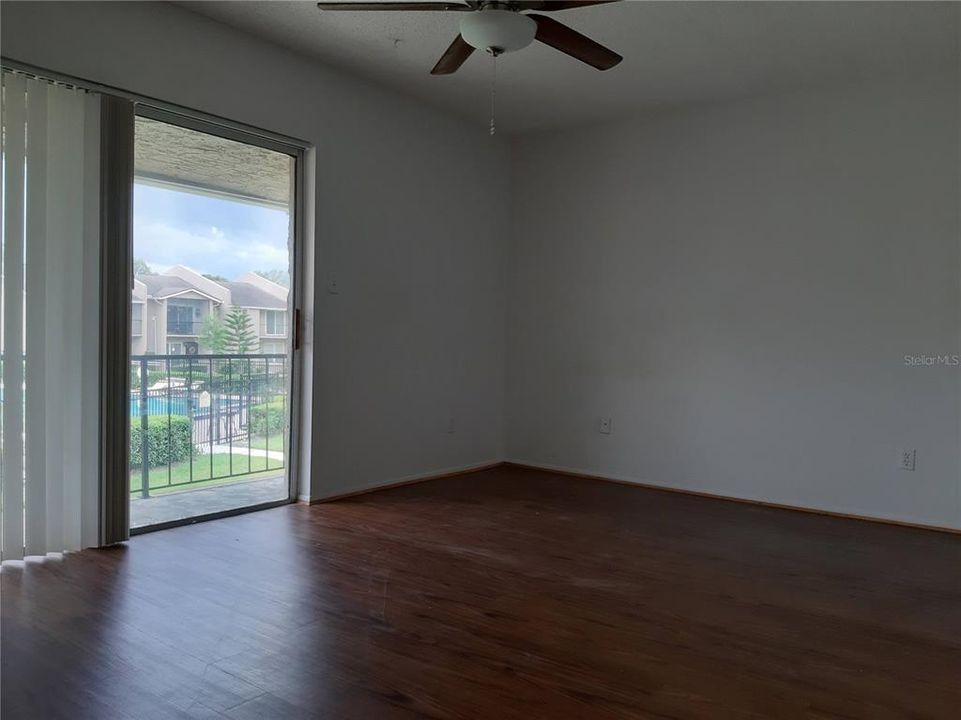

{"left": 446, "top": 416, "right": 456, "bottom": 434}
{"left": 599, "top": 417, "right": 612, "bottom": 435}
{"left": 899, "top": 448, "right": 916, "bottom": 471}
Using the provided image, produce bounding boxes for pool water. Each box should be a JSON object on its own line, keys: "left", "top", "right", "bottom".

{"left": 129, "top": 396, "right": 192, "bottom": 417}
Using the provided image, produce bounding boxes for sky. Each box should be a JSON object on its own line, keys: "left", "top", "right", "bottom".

{"left": 134, "top": 182, "right": 290, "bottom": 280}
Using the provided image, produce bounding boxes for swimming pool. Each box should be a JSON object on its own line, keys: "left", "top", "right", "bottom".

{"left": 129, "top": 395, "right": 192, "bottom": 417}
{"left": 129, "top": 394, "right": 241, "bottom": 417}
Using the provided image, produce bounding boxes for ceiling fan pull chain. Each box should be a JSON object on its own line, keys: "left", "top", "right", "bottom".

{"left": 490, "top": 52, "right": 497, "bottom": 136}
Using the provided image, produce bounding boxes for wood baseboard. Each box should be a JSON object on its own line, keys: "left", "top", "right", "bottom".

{"left": 300, "top": 462, "right": 506, "bottom": 505}
{"left": 504, "top": 461, "right": 961, "bottom": 536}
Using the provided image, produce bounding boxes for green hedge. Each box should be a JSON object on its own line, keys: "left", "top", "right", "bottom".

{"left": 250, "top": 399, "right": 286, "bottom": 435}
{"left": 130, "top": 415, "right": 193, "bottom": 468}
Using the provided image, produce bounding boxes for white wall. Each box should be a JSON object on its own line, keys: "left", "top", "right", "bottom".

{"left": 1, "top": 1, "right": 509, "bottom": 500}
{"left": 507, "top": 75, "right": 961, "bottom": 530}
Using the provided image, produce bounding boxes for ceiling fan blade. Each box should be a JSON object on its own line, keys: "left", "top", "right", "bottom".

{"left": 431, "top": 34, "right": 475, "bottom": 75}
{"left": 511, "top": 1, "right": 619, "bottom": 11}
{"left": 317, "top": 2, "right": 473, "bottom": 11}
{"left": 530, "top": 14, "right": 622, "bottom": 70}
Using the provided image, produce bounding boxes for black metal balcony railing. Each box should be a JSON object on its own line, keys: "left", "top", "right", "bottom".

{"left": 166, "top": 320, "right": 204, "bottom": 335}
{"left": 130, "top": 353, "right": 288, "bottom": 498}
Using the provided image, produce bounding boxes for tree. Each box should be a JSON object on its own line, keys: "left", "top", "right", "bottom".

{"left": 134, "top": 258, "right": 154, "bottom": 276}
{"left": 223, "top": 307, "right": 258, "bottom": 354}
{"left": 203, "top": 273, "right": 229, "bottom": 283}
{"left": 255, "top": 269, "right": 289, "bottom": 288}
{"left": 199, "top": 315, "right": 229, "bottom": 355}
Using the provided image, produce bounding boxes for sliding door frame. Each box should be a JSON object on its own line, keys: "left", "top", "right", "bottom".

{"left": 100, "top": 95, "right": 136, "bottom": 546}
{"left": 128, "top": 104, "right": 307, "bottom": 534}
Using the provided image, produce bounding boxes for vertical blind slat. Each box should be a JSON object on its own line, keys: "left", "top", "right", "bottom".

{"left": 80, "top": 93, "right": 101, "bottom": 550}
{"left": 1, "top": 72, "right": 26, "bottom": 561}
{"left": 1, "top": 66, "right": 5, "bottom": 556}
{"left": 0, "top": 74, "right": 7, "bottom": 560}
{"left": 58, "top": 88, "right": 86, "bottom": 552}
{"left": 24, "top": 78, "right": 49, "bottom": 556}
{"left": 43, "top": 83, "right": 68, "bottom": 554}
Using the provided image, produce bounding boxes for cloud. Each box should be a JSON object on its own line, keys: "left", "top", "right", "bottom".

{"left": 133, "top": 183, "right": 290, "bottom": 279}
{"left": 134, "top": 220, "right": 289, "bottom": 278}
{"left": 135, "top": 221, "right": 230, "bottom": 266}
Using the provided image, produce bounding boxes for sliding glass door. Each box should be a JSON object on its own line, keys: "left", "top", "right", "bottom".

{"left": 128, "top": 109, "right": 302, "bottom": 531}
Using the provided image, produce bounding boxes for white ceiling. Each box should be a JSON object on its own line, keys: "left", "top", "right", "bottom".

{"left": 180, "top": 1, "right": 959, "bottom": 134}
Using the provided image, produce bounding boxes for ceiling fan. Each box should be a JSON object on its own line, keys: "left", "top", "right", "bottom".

{"left": 316, "top": 1, "right": 623, "bottom": 75}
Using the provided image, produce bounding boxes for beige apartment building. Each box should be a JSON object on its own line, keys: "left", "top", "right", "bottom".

{"left": 131, "top": 264, "right": 288, "bottom": 356}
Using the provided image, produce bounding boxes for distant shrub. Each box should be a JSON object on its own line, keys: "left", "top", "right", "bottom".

{"left": 130, "top": 415, "right": 193, "bottom": 468}
{"left": 249, "top": 399, "right": 286, "bottom": 435}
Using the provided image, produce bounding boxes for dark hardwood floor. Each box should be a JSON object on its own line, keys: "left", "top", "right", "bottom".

{"left": 2, "top": 465, "right": 960, "bottom": 719}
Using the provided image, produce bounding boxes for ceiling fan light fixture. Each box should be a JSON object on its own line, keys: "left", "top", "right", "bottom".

{"left": 460, "top": 9, "right": 536, "bottom": 54}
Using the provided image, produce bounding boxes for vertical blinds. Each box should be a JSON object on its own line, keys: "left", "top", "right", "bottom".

{"left": 1, "top": 71, "right": 101, "bottom": 560}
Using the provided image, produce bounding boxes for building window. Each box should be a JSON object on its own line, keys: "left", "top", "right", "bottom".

{"left": 263, "top": 310, "right": 287, "bottom": 336}
{"left": 167, "top": 300, "right": 204, "bottom": 335}
{"left": 131, "top": 304, "right": 143, "bottom": 336}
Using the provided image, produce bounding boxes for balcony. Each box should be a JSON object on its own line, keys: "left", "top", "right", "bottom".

{"left": 129, "top": 353, "right": 289, "bottom": 528}
{"left": 165, "top": 319, "right": 204, "bottom": 336}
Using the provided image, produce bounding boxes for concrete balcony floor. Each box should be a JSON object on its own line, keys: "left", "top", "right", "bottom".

{"left": 130, "top": 474, "right": 289, "bottom": 529}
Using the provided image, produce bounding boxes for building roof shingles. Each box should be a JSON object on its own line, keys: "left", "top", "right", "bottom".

{"left": 136, "top": 273, "right": 286, "bottom": 310}
{"left": 223, "top": 282, "right": 286, "bottom": 310}
{"left": 139, "top": 274, "right": 194, "bottom": 299}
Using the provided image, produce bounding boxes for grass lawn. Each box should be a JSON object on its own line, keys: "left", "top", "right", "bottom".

{"left": 131, "top": 451, "right": 285, "bottom": 495}
{"left": 248, "top": 433, "right": 285, "bottom": 451}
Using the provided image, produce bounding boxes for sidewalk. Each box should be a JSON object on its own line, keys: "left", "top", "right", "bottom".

{"left": 209, "top": 442, "right": 284, "bottom": 461}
